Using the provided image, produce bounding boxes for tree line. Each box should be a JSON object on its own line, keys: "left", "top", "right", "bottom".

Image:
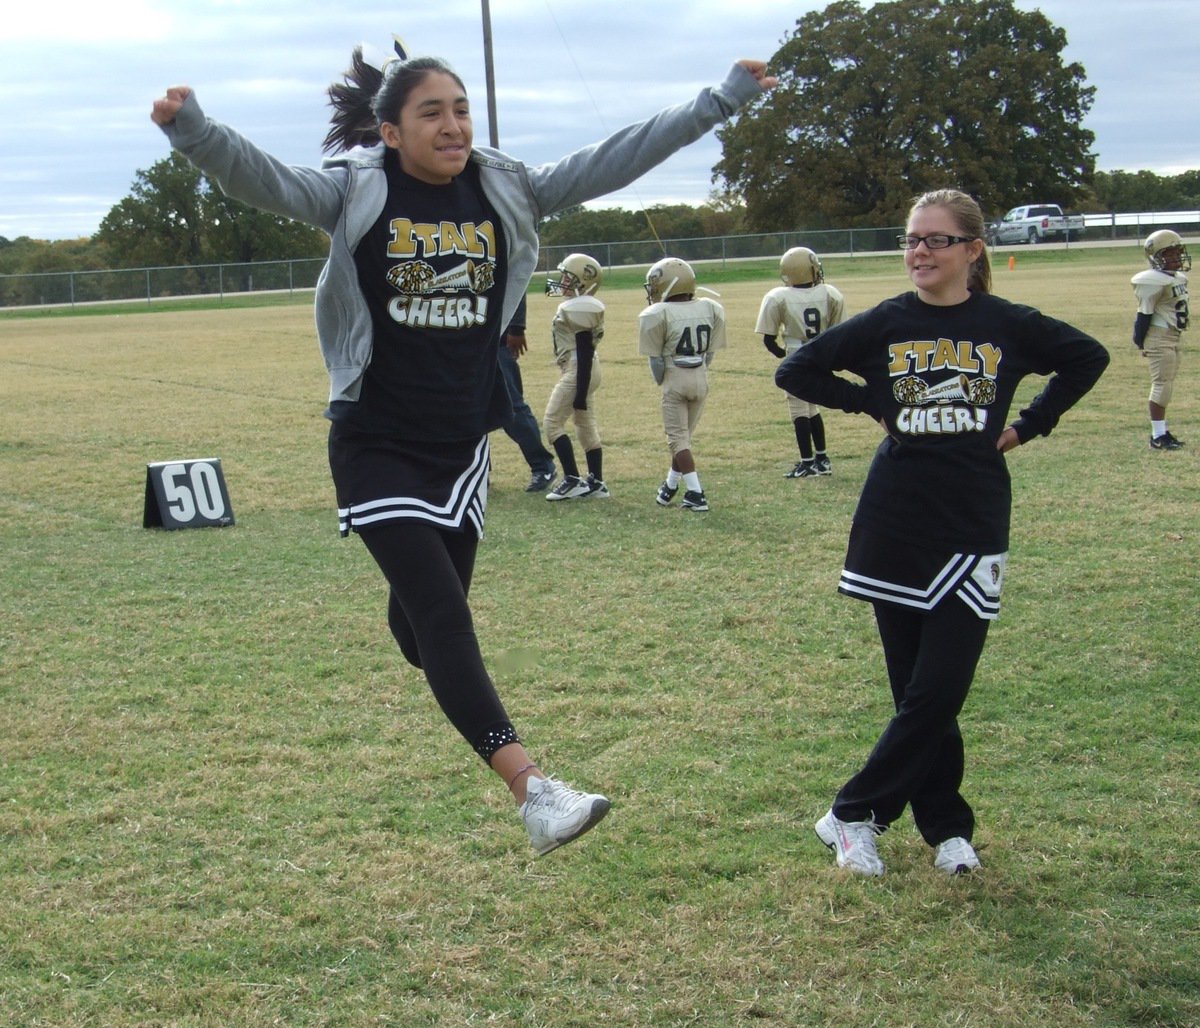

{"left": 3, "top": 0, "right": 1199, "bottom": 283}
{"left": 4, "top": 167, "right": 1198, "bottom": 286}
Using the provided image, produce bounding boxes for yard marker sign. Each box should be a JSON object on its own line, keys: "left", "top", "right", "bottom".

{"left": 143, "top": 458, "right": 235, "bottom": 529}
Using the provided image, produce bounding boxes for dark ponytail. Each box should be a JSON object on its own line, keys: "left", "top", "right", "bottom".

{"left": 324, "top": 47, "right": 385, "bottom": 153}
{"left": 324, "top": 49, "right": 467, "bottom": 155}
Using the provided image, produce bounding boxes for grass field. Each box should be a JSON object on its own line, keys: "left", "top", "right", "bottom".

{"left": 1, "top": 246, "right": 1197, "bottom": 1026}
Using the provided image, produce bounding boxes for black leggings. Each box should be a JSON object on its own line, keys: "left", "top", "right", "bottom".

{"left": 833, "top": 599, "right": 990, "bottom": 845}
{"left": 358, "top": 521, "right": 517, "bottom": 761}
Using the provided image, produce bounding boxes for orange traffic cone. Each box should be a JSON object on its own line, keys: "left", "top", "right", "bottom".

{"left": 1008, "top": 255, "right": 1016, "bottom": 271}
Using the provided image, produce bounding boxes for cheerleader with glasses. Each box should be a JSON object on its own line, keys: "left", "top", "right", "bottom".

{"left": 777, "top": 189, "right": 1108, "bottom": 877}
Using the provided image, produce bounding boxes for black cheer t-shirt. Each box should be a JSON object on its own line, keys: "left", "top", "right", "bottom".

{"left": 777, "top": 290, "right": 1110, "bottom": 553}
{"left": 330, "top": 151, "right": 510, "bottom": 441}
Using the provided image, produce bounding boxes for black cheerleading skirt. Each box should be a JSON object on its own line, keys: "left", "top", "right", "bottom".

{"left": 837, "top": 521, "right": 1008, "bottom": 621}
{"left": 328, "top": 426, "right": 490, "bottom": 538}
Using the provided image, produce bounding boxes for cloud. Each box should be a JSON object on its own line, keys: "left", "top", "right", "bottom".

{"left": 7, "top": 0, "right": 169, "bottom": 43}
{"left": 1, "top": 0, "right": 1197, "bottom": 240}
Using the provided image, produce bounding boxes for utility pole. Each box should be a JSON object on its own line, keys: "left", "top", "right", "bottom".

{"left": 481, "top": 0, "right": 500, "bottom": 147}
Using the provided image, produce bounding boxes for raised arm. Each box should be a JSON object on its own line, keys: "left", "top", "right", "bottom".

{"left": 150, "top": 87, "right": 345, "bottom": 233}
{"left": 525, "top": 60, "right": 776, "bottom": 218}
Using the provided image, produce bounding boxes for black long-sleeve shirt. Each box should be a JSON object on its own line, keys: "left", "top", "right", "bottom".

{"left": 776, "top": 290, "right": 1110, "bottom": 552}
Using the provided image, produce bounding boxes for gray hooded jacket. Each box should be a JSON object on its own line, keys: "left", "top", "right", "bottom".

{"left": 161, "top": 63, "right": 762, "bottom": 408}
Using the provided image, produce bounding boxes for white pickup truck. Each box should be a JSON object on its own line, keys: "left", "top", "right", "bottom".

{"left": 987, "top": 204, "right": 1086, "bottom": 245}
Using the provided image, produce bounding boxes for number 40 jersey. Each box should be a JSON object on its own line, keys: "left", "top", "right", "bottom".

{"left": 638, "top": 296, "right": 727, "bottom": 369}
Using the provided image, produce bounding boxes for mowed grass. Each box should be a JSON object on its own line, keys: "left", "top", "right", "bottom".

{"left": 1, "top": 247, "right": 1197, "bottom": 1026}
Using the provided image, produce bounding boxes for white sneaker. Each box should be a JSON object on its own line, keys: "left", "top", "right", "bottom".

{"left": 933, "top": 836, "right": 980, "bottom": 875}
{"left": 520, "top": 776, "right": 611, "bottom": 855}
{"left": 815, "top": 809, "right": 885, "bottom": 876}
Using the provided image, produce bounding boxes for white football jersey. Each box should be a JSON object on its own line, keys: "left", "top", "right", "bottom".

{"left": 755, "top": 283, "right": 846, "bottom": 353}
{"left": 1131, "top": 269, "right": 1189, "bottom": 332}
{"left": 551, "top": 294, "right": 606, "bottom": 365}
{"left": 638, "top": 297, "right": 726, "bottom": 367}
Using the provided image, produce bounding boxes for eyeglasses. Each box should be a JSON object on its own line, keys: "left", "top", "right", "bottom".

{"left": 897, "top": 234, "right": 978, "bottom": 250}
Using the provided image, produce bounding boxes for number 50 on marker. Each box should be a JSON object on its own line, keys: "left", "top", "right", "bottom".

{"left": 143, "top": 458, "right": 235, "bottom": 529}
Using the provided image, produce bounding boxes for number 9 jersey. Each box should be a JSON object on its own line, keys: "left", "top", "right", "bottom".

{"left": 1131, "top": 267, "right": 1189, "bottom": 333}
{"left": 754, "top": 282, "right": 846, "bottom": 354}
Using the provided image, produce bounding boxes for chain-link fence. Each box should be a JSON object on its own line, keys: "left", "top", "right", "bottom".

{"left": 0, "top": 258, "right": 327, "bottom": 309}
{"left": 539, "top": 226, "right": 907, "bottom": 275}
{"left": 4, "top": 212, "right": 1197, "bottom": 310}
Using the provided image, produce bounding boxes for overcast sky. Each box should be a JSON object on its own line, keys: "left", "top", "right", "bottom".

{"left": 2, "top": 0, "right": 1197, "bottom": 241}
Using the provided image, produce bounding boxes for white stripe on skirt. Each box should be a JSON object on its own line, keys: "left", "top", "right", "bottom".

{"left": 338, "top": 436, "right": 490, "bottom": 537}
{"left": 839, "top": 551, "right": 1006, "bottom": 620}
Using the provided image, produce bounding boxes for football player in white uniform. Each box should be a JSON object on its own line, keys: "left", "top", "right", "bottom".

{"left": 1132, "top": 230, "right": 1190, "bottom": 450}
{"left": 755, "top": 247, "right": 846, "bottom": 477}
{"left": 639, "top": 257, "right": 727, "bottom": 511}
{"left": 543, "top": 253, "right": 610, "bottom": 499}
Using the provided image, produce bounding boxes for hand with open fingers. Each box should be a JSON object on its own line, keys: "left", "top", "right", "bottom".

{"left": 505, "top": 329, "right": 528, "bottom": 358}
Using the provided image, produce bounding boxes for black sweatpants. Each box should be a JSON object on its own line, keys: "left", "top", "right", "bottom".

{"left": 832, "top": 598, "right": 990, "bottom": 845}
{"left": 358, "top": 521, "right": 515, "bottom": 760}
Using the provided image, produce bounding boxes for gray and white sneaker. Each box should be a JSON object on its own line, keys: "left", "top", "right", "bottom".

{"left": 546, "top": 475, "right": 591, "bottom": 501}
{"left": 815, "top": 808, "right": 884, "bottom": 876}
{"left": 933, "top": 836, "right": 980, "bottom": 875}
{"left": 521, "top": 776, "right": 611, "bottom": 855}
{"left": 582, "top": 476, "right": 610, "bottom": 499}
{"left": 785, "top": 461, "right": 819, "bottom": 479}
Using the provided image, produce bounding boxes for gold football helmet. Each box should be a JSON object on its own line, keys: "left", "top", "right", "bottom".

{"left": 780, "top": 246, "right": 824, "bottom": 286}
{"left": 1144, "top": 229, "right": 1192, "bottom": 272}
{"left": 644, "top": 257, "right": 697, "bottom": 304}
{"left": 546, "top": 252, "right": 602, "bottom": 296}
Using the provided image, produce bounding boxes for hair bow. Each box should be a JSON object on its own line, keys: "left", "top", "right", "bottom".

{"left": 359, "top": 34, "right": 409, "bottom": 72}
